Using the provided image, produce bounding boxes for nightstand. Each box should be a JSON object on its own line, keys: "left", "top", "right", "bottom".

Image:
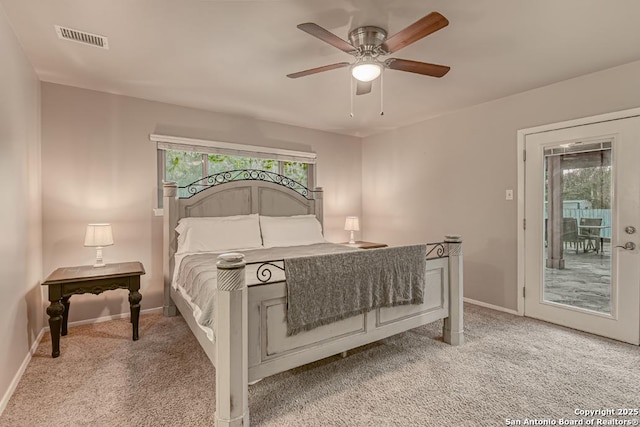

{"left": 341, "top": 241, "right": 388, "bottom": 249}
{"left": 42, "top": 261, "right": 145, "bottom": 358}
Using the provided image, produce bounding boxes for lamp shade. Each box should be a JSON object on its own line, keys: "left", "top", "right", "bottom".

{"left": 344, "top": 216, "right": 360, "bottom": 231}
{"left": 351, "top": 62, "right": 381, "bottom": 82}
{"left": 84, "top": 223, "right": 114, "bottom": 247}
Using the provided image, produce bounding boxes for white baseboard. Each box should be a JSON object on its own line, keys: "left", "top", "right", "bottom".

{"left": 0, "top": 327, "right": 45, "bottom": 416}
{"left": 1, "top": 306, "right": 163, "bottom": 415}
{"left": 41, "top": 306, "right": 163, "bottom": 332}
{"left": 464, "top": 297, "right": 520, "bottom": 316}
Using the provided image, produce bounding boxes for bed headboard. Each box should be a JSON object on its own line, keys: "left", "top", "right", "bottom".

{"left": 162, "top": 176, "right": 323, "bottom": 315}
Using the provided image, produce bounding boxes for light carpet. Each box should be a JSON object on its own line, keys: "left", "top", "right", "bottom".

{"left": 1, "top": 304, "right": 639, "bottom": 426}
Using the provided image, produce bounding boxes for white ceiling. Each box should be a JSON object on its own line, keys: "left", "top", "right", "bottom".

{"left": 4, "top": 0, "right": 640, "bottom": 137}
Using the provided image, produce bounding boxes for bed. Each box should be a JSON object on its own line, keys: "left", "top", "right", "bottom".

{"left": 162, "top": 170, "right": 463, "bottom": 427}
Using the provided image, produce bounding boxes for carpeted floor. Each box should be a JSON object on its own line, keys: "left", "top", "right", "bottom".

{"left": 2, "top": 304, "right": 639, "bottom": 427}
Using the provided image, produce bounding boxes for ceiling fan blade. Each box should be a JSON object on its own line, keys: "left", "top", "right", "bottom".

{"left": 356, "top": 80, "right": 372, "bottom": 95}
{"left": 386, "top": 59, "right": 450, "bottom": 77}
{"left": 382, "top": 12, "right": 449, "bottom": 54}
{"left": 287, "top": 62, "right": 350, "bottom": 79}
{"left": 297, "top": 23, "right": 356, "bottom": 53}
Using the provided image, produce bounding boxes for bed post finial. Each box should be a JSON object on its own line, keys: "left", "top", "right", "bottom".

{"left": 163, "top": 180, "right": 178, "bottom": 197}
{"left": 215, "top": 253, "right": 249, "bottom": 427}
{"left": 444, "top": 235, "right": 464, "bottom": 346}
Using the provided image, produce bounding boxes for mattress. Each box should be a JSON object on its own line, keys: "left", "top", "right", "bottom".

{"left": 172, "top": 242, "right": 359, "bottom": 341}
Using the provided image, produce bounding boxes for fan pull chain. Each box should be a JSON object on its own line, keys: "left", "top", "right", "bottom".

{"left": 350, "top": 77, "right": 354, "bottom": 118}
{"left": 380, "top": 71, "right": 384, "bottom": 116}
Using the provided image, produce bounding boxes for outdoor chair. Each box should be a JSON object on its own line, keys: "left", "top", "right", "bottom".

{"left": 579, "top": 217, "right": 603, "bottom": 253}
{"left": 562, "top": 217, "right": 580, "bottom": 253}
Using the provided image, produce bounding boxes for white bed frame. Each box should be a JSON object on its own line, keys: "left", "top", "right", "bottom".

{"left": 162, "top": 178, "right": 463, "bottom": 427}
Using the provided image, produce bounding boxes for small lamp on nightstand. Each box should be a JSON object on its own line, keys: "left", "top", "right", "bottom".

{"left": 84, "top": 223, "right": 114, "bottom": 267}
{"left": 344, "top": 216, "right": 360, "bottom": 245}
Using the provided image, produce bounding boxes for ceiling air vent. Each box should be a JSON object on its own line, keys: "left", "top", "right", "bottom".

{"left": 54, "top": 25, "right": 109, "bottom": 49}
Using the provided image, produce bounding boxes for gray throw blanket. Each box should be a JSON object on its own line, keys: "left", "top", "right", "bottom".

{"left": 284, "top": 244, "right": 426, "bottom": 336}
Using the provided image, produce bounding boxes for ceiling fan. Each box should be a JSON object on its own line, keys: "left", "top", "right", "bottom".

{"left": 287, "top": 12, "right": 451, "bottom": 96}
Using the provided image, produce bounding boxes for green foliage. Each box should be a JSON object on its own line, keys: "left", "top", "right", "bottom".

{"left": 562, "top": 166, "right": 611, "bottom": 209}
{"left": 165, "top": 151, "right": 203, "bottom": 186}
{"left": 283, "top": 162, "right": 308, "bottom": 187}
{"left": 208, "top": 155, "right": 278, "bottom": 174}
{"left": 164, "top": 150, "right": 309, "bottom": 191}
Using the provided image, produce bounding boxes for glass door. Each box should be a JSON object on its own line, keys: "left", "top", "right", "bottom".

{"left": 543, "top": 142, "right": 612, "bottom": 314}
{"left": 524, "top": 117, "right": 640, "bottom": 345}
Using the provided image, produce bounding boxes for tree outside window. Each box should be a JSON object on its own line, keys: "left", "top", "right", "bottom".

{"left": 162, "top": 150, "right": 312, "bottom": 202}
{"left": 165, "top": 151, "right": 204, "bottom": 197}
{"left": 283, "top": 161, "right": 308, "bottom": 187}
{"left": 208, "top": 155, "right": 278, "bottom": 175}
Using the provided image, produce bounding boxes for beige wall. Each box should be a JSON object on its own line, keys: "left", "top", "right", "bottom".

{"left": 41, "top": 83, "right": 362, "bottom": 322}
{"left": 0, "top": 5, "right": 42, "bottom": 410}
{"left": 362, "top": 59, "right": 640, "bottom": 311}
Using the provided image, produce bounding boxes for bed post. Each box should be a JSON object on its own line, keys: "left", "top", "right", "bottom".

{"left": 215, "top": 253, "right": 249, "bottom": 427}
{"left": 443, "top": 235, "right": 464, "bottom": 346}
{"left": 163, "top": 182, "right": 178, "bottom": 317}
{"left": 314, "top": 187, "right": 324, "bottom": 229}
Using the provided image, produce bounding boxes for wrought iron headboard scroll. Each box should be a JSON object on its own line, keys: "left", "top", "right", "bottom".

{"left": 248, "top": 241, "right": 450, "bottom": 285}
{"left": 179, "top": 169, "right": 314, "bottom": 199}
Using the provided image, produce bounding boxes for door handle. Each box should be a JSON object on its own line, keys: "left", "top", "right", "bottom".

{"left": 616, "top": 242, "right": 637, "bottom": 250}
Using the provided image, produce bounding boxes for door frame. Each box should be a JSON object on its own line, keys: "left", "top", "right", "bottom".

{"left": 516, "top": 106, "right": 640, "bottom": 316}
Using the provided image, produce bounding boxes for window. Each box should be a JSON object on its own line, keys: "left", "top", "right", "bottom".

{"left": 165, "top": 150, "right": 205, "bottom": 192}
{"left": 153, "top": 134, "right": 316, "bottom": 207}
{"left": 207, "top": 154, "right": 278, "bottom": 176}
{"left": 283, "top": 161, "right": 308, "bottom": 186}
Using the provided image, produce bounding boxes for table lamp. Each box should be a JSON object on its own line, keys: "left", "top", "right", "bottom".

{"left": 84, "top": 223, "right": 114, "bottom": 267}
{"left": 344, "top": 216, "right": 360, "bottom": 245}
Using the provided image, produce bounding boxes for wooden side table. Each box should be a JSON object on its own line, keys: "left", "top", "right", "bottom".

{"left": 42, "top": 261, "right": 145, "bottom": 358}
{"left": 341, "top": 241, "right": 388, "bottom": 249}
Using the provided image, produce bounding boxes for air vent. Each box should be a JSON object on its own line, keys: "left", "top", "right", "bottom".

{"left": 55, "top": 25, "right": 109, "bottom": 49}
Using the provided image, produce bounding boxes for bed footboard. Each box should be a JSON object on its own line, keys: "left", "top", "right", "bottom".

{"left": 213, "top": 237, "right": 463, "bottom": 427}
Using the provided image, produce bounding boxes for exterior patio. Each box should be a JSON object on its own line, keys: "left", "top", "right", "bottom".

{"left": 544, "top": 242, "right": 611, "bottom": 314}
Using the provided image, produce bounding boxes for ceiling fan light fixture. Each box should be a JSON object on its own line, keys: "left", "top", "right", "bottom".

{"left": 351, "top": 62, "right": 381, "bottom": 82}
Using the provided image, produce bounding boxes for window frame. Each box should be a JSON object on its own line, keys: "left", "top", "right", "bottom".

{"left": 152, "top": 134, "right": 316, "bottom": 209}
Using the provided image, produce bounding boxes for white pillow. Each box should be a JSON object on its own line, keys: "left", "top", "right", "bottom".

{"left": 259, "top": 214, "right": 325, "bottom": 248}
{"left": 175, "top": 214, "right": 262, "bottom": 254}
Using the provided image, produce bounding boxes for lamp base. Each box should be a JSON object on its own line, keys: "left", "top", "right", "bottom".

{"left": 93, "top": 247, "right": 106, "bottom": 268}
{"left": 348, "top": 231, "right": 356, "bottom": 245}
